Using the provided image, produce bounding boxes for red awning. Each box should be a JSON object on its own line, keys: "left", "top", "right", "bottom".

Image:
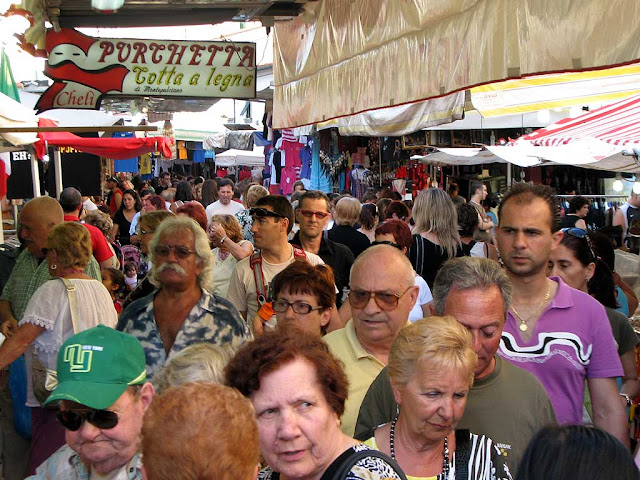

{"left": 34, "top": 118, "right": 173, "bottom": 160}
{"left": 521, "top": 94, "right": 640, "bottom": 147}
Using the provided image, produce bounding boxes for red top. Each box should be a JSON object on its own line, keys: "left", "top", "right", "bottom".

{"left": 108, "top": 188, "right": 122, "bottom": 216}
{"left": 64, "top": 214, "right": 114, "bottom": 263}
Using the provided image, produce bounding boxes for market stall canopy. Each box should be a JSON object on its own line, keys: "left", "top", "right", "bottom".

{"left": 273, "top": 0, "right": 640, "bottom": 129}
{"left": 215, "top": 147, "right": 264, "bottom": 167}
{"left": 488, "top": 94, "right": 640, "bottom": 172}
{"left": 470, "top": 63, "right": 640, "bottom": 118}
{"left": 0, "top": 91, "right": 38, "bottom": 146}
{"left": 34, "top": 118, "right": 173, "bottom": 160}
{"left": 411, "top": 148, "right": 506, "bottom": 167}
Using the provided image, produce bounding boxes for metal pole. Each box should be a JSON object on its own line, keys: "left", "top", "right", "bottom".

{"left": 507, "top": 162, "right": 512, "bottom": 187}
{"left": 379, "top": 138, "right": 382, "bottom": 187}
{"left": 29, "top": 146, "right": 41, "bottom": 198}
{"left": 53, "top": 148, "right": 63, "bottom": 199}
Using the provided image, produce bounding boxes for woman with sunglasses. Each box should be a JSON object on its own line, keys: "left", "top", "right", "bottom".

{"left": 548, "top": 228, "right": 640, "bottom": 401}
{"left": 0, "top": 222, "right": 118, "bottom": 473}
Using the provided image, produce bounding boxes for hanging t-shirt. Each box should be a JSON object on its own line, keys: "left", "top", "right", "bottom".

{"left": 281, "top": 165, "right": 297, "bottom": 195}
{"left": 300, "top": 145, "right": 312, "bottom": 180}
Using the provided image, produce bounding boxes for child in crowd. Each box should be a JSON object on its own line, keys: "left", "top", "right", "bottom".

{"left": 124, "top": 262, "right": 138, "bottom": 291}
{"left": 101, "top": 268, "right": 127, "bottom": 314}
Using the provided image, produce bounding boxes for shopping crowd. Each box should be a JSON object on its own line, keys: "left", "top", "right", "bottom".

{"left": 0, "top": 172, "right": 639, "bottom": 480}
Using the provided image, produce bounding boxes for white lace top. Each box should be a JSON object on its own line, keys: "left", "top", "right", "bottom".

{"left": 19, "top": 278, "right": 118, "bottom": 406}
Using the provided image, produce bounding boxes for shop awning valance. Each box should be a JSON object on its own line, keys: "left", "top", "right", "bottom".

{"left": 273, "top": 0, "right": 640, "bottom": 129}
{"left": 35, "top": 118, "right": 173, "bottom": 160}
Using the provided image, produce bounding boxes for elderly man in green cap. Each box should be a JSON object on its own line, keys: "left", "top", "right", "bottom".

{"left": 28, "top": 325, "right": 154, "bottom": 479}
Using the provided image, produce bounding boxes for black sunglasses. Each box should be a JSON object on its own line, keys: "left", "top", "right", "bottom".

{"left": 249, "top": 207, "right": 286, "bottom": 219}
{"left": 372, "top": 240, "right": 402, "bottom": 250}
{"left": 57, "top": 408, "right": 120, "bottom": 431}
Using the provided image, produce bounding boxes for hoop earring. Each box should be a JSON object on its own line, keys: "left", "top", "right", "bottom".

{"left": 51, "top": 264, "right": 57, "bottom": 270}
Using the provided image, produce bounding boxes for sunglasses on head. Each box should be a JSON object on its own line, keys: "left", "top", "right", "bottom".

{"left": 561, "top": 227, "right": 597, "bottom": 260}
{"left": 371, "top": 240, "right": 402, "bottom": 250}
{"left": 57, "top": 408, "right": 120, "bottom": 431}
{"left": 249, "top": 207, "right": 286, "bottom": 219}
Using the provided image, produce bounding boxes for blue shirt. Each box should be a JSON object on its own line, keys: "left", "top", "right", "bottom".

{"left": 117, "top": 289, "right": 250, "bottom": 378}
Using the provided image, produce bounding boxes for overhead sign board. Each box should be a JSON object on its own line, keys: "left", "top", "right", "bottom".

{"left": 37, "top": 28, "right": 257, "bottom": 112}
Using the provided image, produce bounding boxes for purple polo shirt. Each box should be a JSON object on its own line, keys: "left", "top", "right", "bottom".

{"left": 499, "top": 277, "right": 622, "bottom": 425}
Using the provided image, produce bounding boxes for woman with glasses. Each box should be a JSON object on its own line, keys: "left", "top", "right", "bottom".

{"left": 409, "top": 189, "right": 464, "bottom": 288}
{"left": 0, "top": 222, "right": 117, "bottom": 473}
{"left": 548, "top": 228, "right": 640, "bottom": 401}
{"left": 363, "top": 316, "right": 511, "bottom": 480}
{"left": 271, "top": 261, "right": 336, "bottom": 336}
{"left": 207, "top": 214, "right": 253, "bottom": 298}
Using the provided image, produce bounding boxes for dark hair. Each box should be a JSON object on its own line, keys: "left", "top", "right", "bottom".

{"left": 362, "top": 191, "right": 378, "bottom": 203}
{"left": 448, "top": 183, "right": 459, "bottom": 194}
{"left": 201, "top": 180, "right": 219, "bottom": 206}
{"left": 174, "top": 181, "right": 194, "bottom": 203}
{"left": 124, "top": 262, "right": 137, "bottom": 273}
{"left": 176, "top": 201, "right": 208, "bottom": 231}
{"left": 378, "top": 188, "right": 394, "bottom": 199}
{"left": 255, "top": 195, "right": 295, "bottom": 233}
{"left": 298, "top": 190, "right": 331, "bottom": 212}
{"left": 559, "top": 231, "right": 618, "bottom": 309}
{"left": 103, "top": 267, "right": 126, "bottom": 300}
{"left": 376, "top": 198, "right": 392, "bottom": 222}
{"left": 272, "top": 261, "right": 336, "bottom": 312}
{"left": 384, "top": 200, "right": 410, "bottom": 220}
{"left": 457, "top": 203, "right": 479, "bottom": 237}
{"left": 516, "top": 425, "right": 638, "bottom": 480}
{"left": 390, "top": 191, "right": 402, "bottom": 201}
{"left": 225, "top": 327, "right": 349, "bottom": 417}
{"left": 359, "top": 203, "right": 378, "bottom": 230}
{"left": 120, "top": 189, "right": 142, "bottom": 212}
{"left": 375, "top": 219, "right": 412, "bottom": 252}
{"left": 469, "top": 180, "right": 485, "bottom": 198}
{"left": 568, "top": 196, "right": 589, "bottom": 214}
{"left": 498, "top": 184, "right": 560, "bottom": 232}
{"left": 218, "top": 178, "right": 235, "bottom": 190}
{"left": 59, "top": 187, "right": 82, "bottom": 212}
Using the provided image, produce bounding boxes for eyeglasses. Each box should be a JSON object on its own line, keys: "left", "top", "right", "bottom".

{"left": 136, "top": 226, "right": 154, "bottom": 235}
{"left": 154, "top": 244, "right": 195, "bottom": 259}
{"left": 561, "top": 228, "right": 597, "bottom": 260}
{"left": 273, "top": 300, "right": 324, "bottom": 314}
{"left": 348, "top": 286, "right": 413, "bottom": 311}
{"left": 299, "top": 209, "right": 330, "bottom": 219}
{"left": 371, "top": 240, "right": 402, "bottom": 250}
{"left": 57, "top": 408, "right": 121, "bottom": 431}
{"left": 249, "top": 207, "right": 286, "bottom": 219}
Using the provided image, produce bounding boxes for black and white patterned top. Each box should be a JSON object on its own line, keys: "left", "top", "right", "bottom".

{"left": 258, "top": 444, "right": 405, "bottom": 480}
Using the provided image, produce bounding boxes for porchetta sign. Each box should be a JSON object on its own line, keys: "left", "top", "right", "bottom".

{"left": 36, "top": 28, "right": 257, "bottom": 112}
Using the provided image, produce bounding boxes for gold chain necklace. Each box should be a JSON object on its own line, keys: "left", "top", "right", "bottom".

{"left": 511, "top": 283, "right": 551, "bottom": 332}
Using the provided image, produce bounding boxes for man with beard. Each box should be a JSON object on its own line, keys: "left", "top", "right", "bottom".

{"left": 117, "top": 216, "right": 249, "bottom": 378}
{"left": 227, "top": 195, "right": 325, "bottom": 334}
{"left": 28, "top": 326, "right": 154, "bottom": 479}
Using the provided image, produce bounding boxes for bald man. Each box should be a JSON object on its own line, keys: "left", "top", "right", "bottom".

{"left": 323, "top": 245, "right": 419, "bottom": 436}
{"left": 0, "top": 196, "right": 101, "bottom": 477}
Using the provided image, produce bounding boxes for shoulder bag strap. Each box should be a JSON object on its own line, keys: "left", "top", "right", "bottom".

{"left": 328, "top": 448, "right": 408, "bottom": 480}
{"left": 61, "top": 278, "right": 79, "bottom": 334}
{"left": 250, "top": 250, "right": 267, "bottom": 305}
{"left": 454, "top": 429, "right": 471, "bottom": 480}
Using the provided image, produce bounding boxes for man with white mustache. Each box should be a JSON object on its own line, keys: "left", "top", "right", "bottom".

{"left": 117, "top": 216, "right": 250, "bottom": 378}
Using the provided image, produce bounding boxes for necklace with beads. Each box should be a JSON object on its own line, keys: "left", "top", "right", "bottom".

{"left": 510, "top": 282, "right": 551, "bottom": 333}
{"left": 389, "top": 416, "right": 450, "bottom": 479}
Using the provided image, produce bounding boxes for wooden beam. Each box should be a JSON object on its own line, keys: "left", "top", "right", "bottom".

{"left": 0, "top": 126, "right": 159, "bottom": 133}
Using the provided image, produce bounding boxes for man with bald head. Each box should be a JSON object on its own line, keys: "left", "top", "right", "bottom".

{"left": 323, "top": 244, "right": 419, "bottom": 436}
{"left": 0, "top": 196, "right": 101, "bottom": 477}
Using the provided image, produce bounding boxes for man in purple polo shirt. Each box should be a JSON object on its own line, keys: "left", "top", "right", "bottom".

{"left": 496, "top": 183, "right": 628, "bottom": 448}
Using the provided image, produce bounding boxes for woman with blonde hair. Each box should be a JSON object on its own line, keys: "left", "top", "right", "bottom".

{"left": 328, "top": 196, "right": 371, "bottom": 258}
{"left": 208, "top": 213, "right": 253, "bottom": 297}
{"left": 0, "top": 222, "right": 117, "bottom": 471}
{"left": 409, "top": 188, "right": 464, "bottom": 287}
{"left": 363, "top": 316, "right": 511, "bottom": 479}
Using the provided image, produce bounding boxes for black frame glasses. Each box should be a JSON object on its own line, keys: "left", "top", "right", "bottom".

{"left": 249, "top": 207, "right": 286, "bottom": 219}
{"left": 561, "top": 228, "right": 597, "bottom": 260}
{"left": 371, "top": 240, "right": 402, "bottom": 250}
{"left": 348, "top": 286, "right": 413, "bottom": 311}
{"left": 56, "top": 408, "right": 121, "bottom": 431}
{"left": 273, "top": 300, "right": 324, "bottom": 314}
{"left": 154, "top": 244, "right": 196, "bottom": 259}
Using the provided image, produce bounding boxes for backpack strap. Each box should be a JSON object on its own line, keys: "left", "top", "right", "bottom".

{"left": 454, "top": 429, "right": 471, "bottom": 480}
{"left": 250, "top": 250, "right": 267, "bottom": 306}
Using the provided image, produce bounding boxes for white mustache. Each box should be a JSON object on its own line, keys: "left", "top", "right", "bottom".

{"left": 156, "top": 263, "right": 187, "bottom": 276}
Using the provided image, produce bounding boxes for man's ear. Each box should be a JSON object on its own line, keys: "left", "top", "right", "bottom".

{"left": 551, "top": 229, "right": 564, "bottom": 250}
{"left": 138, "top": 382, "right": 155, "bottom": 412}
{"left": 429, "top": 303, "right": 437, "bottom": 315}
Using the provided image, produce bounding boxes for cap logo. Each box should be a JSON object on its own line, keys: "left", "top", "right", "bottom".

{"left": 63, "top": 344, "right": 100, "bottom": 372}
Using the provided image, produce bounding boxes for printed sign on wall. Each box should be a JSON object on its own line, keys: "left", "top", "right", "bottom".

{"left": 37, "top": 28, "right": 257, "bottom": 112}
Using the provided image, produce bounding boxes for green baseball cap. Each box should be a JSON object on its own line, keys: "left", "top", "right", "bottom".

{"left": 43, "top": 325, "right": 147, "bottom": 410}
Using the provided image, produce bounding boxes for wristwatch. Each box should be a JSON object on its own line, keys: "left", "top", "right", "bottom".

{"left": 620, "top": 393, "right": 633, "bottom": 407}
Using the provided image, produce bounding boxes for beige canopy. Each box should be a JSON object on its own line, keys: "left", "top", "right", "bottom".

{"left": 273, "top": 0, "right": 640, "bottom": 129}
